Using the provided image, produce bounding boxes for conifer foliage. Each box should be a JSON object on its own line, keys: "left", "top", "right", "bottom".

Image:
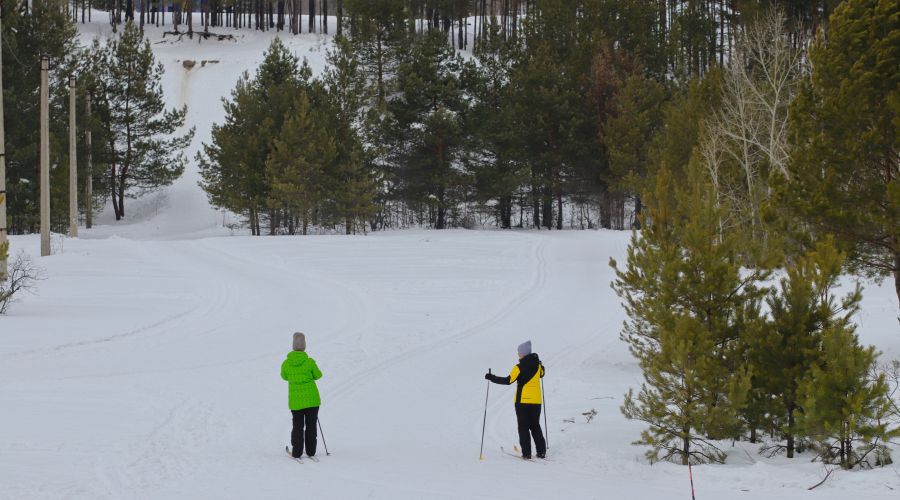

{"left": 199, "top": 38, "right": 376, "bottom": 235}
{"left": 89, "top": 22, "right": 194, "bottom": 220}
{"left": 612, "top": 165, "right": 766, "bottom": 465}
{"left": 787, "top": 0, "right": 900, "bottom": 306}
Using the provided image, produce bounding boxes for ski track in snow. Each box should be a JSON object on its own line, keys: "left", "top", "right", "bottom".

{"left": 1, "top": 13, "right": 899, "bottom": 500}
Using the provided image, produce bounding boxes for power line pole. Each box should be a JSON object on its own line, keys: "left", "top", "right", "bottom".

{"left": 0, "top": 7, "right": 8, "bottom": 281}
{"left": 40, "top": 55, "right": 50, "bottom": 257}
{"left": 85, "top": 92, "right": 92, "bottom": 229}
{"left": 68, "top": 75, "right": 78, "bottom": 238}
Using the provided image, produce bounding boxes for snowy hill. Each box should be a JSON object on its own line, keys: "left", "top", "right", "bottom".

{"left": 1, "top": 15, "right": 899, "bottom": 500}
{"left": 76, "top": 17, "right": 333, "bottom": 240}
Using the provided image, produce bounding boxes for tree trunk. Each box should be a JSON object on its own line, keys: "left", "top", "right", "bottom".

{"left": 85, "top": 93, "right": 93, "bottom": 229}
{"left": 839, "top": 433, "right": 846, "bottom": 469}
{"left": 556, "top": 189, "right": 563, "bottom": 230}
{"left": 633, "top": 195, "right": 643, "bottom": 229}
{"left": 336, "top": 0, "right": 342, "bottom": 35}
{"left": 542, "top": 187, "right": 552, "bottom": 230}
{"left": 894, "top": 249, "right": 899, "bottom": 307}
{"left": 117, "top": 173, "right": 126, "bottom": 220}
{"left": 111, "top": 165, "right": 120, "bottom": 220}
{"left": 786, "top": 405, "right": 795, "bottom": 458}
{"left": 599, "top": 190, "right": 612, "bottom": 229}
{"left": 436, "top": 206, "right": 446, "bottom": 229}
{"left": 499, "top": 195, "right": 512, "bottom": 229}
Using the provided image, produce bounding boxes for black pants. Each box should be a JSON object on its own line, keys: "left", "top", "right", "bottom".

{"left": 291, "top": 407, "right": 319, "bottom": 457}
{"left": 515, "top": 403, "right": 546, "bottom": 457}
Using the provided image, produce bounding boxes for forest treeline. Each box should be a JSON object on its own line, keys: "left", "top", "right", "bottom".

{"left": 198, "top": 0, "right": 840, "bottom": 234}
{"left": 4, "top": 0, "right": 842, "bottom": 235}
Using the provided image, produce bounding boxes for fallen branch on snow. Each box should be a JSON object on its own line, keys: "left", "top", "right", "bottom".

{"left": 162, "top": 30, "right": 236, "bottom": 42}
{"left": 808, "top": 466, "right": 836, "bottom": 490}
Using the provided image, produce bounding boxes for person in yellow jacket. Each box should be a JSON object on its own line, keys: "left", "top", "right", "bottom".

{"left": 485, "top": 340, "right": 546, "bottom": 459}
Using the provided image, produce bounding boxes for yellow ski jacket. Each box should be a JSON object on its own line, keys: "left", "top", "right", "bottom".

{"left": 487, "top": 353, "right": 545, "bottom": 404}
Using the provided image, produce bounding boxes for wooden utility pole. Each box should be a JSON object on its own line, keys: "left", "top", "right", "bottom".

{"left": 85, "top": 92, "right": 92, "bottom": 229}
{"left": 68, "top": 75, "right": 78, "bottom": 238}
{"left": 0, "top": 8, "right": 8, "bottom": 280}
{"left": 40, "top": 56, "right": 50, "bottom": 257}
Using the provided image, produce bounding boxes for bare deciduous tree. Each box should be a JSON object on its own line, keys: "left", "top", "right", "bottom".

{"left": 0, "top": 252, "right": 44, "bottom": 315}
{"left": 701, "top": 8, "right": 804, "bottom": 234}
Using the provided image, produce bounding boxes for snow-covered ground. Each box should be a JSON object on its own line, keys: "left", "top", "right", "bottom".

{"left": 1, "top": 14, "right": 899, "bottom": 500}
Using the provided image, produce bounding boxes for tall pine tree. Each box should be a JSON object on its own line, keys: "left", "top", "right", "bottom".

{"left": 744, "top": 239, "right": 857, "bottom": 457}
{"left": 613, "top": 164, "right": 767, "bottom": 464}
{"left": 787, "top": 0, "right": 900, "bottom": 307}
{"left": 98, "top": 21, "right": 193, "bottom": 220}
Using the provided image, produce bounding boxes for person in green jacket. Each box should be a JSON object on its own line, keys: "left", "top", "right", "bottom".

{"left": 281, "top": 332, "right": 323, "bottom": 458}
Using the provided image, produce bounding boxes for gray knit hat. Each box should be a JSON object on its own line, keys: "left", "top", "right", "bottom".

{"left": 517, "top": 340, "right": 532, "bottom": 357}
{"left": 293, "top": 332, "right": 306, "bottom": 352}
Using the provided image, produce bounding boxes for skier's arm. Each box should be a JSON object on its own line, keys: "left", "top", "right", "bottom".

{"left": 311, "top": 361, "right": 323, "bottom": 381}
{"left": 280, "top": 362, "right": 289, "bottom": 381}
{"left": 540, "top": 364, "right": 545, "bottom": 378}
{"left": 487, "top": 365, "right": 520, "bottom": 385}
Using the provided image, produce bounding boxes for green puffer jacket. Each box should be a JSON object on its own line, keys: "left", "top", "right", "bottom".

{"left": 281, "top": 351, "right": 323, "bottom": 410}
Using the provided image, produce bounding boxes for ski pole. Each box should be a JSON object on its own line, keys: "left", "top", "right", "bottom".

{"left": 541, "top": 376, "right": 549, "bottom": 449}
{"left": 688, "top": 461, "right": 696, "bottom": 500}
{"left": 318, "top": 417, "right": 331, "bottom": 456}
{"left": 479, "top": 369, "right": 491, "bottom": 460}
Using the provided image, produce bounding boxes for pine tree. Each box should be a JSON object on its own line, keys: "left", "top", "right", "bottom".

{"left": 322, "top": 36, "right": 377, "bottom": 234}
{"left": 797, "top": 322, "right": 896, "bottom": 469}
{"left": 388, "top": 30, "right": 469, "bottom": 229}
{"left": 787, "top": 0, "right": 900, "bottom": 307}
{"left": 466, "top": 21, "right": 523, "bottom": 229}
{"left": 604, "top": 74, "right": 667, "bottom": 228}
{"left": 267, "top": 92, "right": 336, "bottom": 235}
{"left": 612, "top": 164, "right": 767, "bottom": 465}
{"left": 198, "top": 72, "right": 271, "bottom": 235}
{"left": 75, "top": 40, "right": 117, "bottom": 222}
{"left": 1, "top": 0, "right": 78, "bottom": 233}
{"left": 98, "top": 21, "right": 193, "bottom": 220}
{"left": 648, "top": 71, "right": 722, "bottom": 183}
{"left": 345, "top": 0, "right": 408, "bottom": 105}
{"left": 744, "top": 239, "right": 855, "bottom": 457}
{"left": 198, "top": 38, "right": 307, "bottom": 235}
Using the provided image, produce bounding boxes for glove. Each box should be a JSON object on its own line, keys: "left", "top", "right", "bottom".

{"left": 484, "top": 372, "right": 492, "bottom": 380}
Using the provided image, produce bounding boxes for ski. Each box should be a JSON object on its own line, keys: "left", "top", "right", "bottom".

{"left": 514, "top": 445, "right": 552, "bottom": 461}
{"left": 307, "top": 455, "right": 320, "bottom": 463}
{"left": 500, "top": 446, "right": 546, "bottom": 463}
{"left": 285, "top": 445, "right": 303, "bottom": 464}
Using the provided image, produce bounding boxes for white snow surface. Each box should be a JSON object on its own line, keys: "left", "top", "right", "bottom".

{"left": 1, "top": 14, "right": 900, "bottom": 500}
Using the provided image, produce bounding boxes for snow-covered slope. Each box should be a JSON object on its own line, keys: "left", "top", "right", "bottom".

{"left": 2, "top": 230, "right": 898, "bottom": 499}
{"left": 77, "top": 16, "right": 332, "bottom": 239}
{"left": 0, "top": 15, "right": 898, "bottom": 500}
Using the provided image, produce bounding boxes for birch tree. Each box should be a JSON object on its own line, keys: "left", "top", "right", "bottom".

{"left": 701, "top": 8, "right": 803, "bottom": 236}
